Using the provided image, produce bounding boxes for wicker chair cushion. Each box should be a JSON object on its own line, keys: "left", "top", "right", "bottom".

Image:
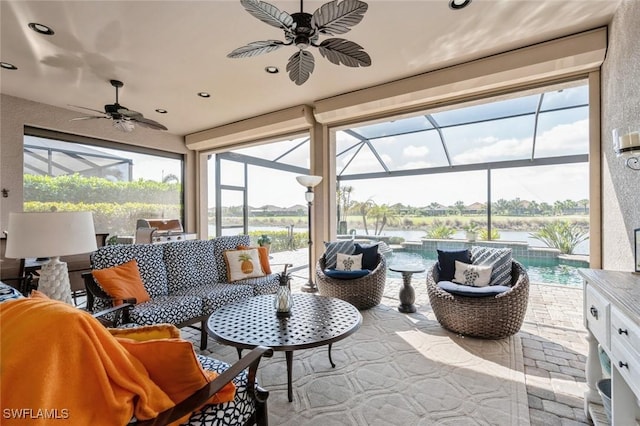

{"left": 323, "top": 269, "right": 370, "bottom": 280}
{"left": 437, "top": 249, "right": 471, "bottom": 281}
{"left": 470, "top": 246, "right": 512, "bottom": 286}
{"left": 438, "top": 281, "right": 511, "bottom": 298}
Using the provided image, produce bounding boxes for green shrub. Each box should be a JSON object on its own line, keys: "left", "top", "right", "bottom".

{"left": 425, "top": 224, "right": 455, "bottom": 239}
{"left": 530, "top": 221, "right": 588, "bottom": 254}
{"left": 479, "top": 228, "right": 500, "bottom": 240}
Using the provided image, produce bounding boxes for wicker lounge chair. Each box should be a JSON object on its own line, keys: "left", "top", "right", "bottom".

{"left": 426, "top": 260, "right": 530, "bottom": 339}
{"left": 316, "top": 253, "right": 387, "bottom": 310}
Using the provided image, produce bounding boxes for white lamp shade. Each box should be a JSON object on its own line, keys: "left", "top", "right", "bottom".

{"left": 296, "top": 175, "right": 322, "bottom": 188}
{"left": 5, "top": 211, "right": 97, "bottom": 259}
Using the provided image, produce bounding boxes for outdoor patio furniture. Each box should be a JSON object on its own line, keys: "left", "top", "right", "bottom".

{"left": 426, "top": 260, "right": 530, "bottom": 339}
{"left": 316, "top": 252, "right": 387, "bottom": 310}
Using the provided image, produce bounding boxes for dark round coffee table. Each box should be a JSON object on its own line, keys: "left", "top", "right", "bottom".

{"left": 206, "top": 294, "right": 362, "bottom": 402}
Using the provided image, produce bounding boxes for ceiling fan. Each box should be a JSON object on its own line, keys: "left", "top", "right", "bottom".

{"left": 70, "top": 80, "right": 167, "bottom": 132}
{"left": 228, "top": 0, "right": 372, "bottom": 85}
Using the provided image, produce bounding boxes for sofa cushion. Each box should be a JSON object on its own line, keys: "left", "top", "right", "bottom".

{"left": 173, "top": 283, "right": 254, "bottom": 316}
{"left": 470, "top": 246, "right": 513, "bottom": 286}
{"left": 91, "top": 244, "right": 169, "bottom": 298}
{"left": 323, "top": 240, "right": 356, "bottom": 269}
{"left": 437, "top": 280, "right": 511, "bottom": 297}
{"left": 91, "top": 259, "right": 151, "bottom": 305}
{"left": 163, "top": 240, "right": 218, "bottom": 294}
{"left": 437, "top": 249, "right": 471, "bottom": 281}
{"left": 233, "top": 275, "right": 280, "bottom": 296}
{"left": 212, "top": 236, "right": 251, "bottom": 282}
{"left": 453, "top": 260, "right": 492, "bottom": 287}
{"left": 354, "top": 243, "right": 379, "bottom": 270}
{"left": 129, "top": 295, "right": 203, "bottom": 326}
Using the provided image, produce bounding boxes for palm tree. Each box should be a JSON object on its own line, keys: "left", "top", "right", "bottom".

{"left": 352, "top": 199, "right": 375, "bottom": 235}
{"left": 369, "top": 203, "right": 397, "bottom": 235}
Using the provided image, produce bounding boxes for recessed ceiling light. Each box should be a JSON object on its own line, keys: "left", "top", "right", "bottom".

{"left": 198, "top": 92, "right": 211, "bottom": 98}
{"left": 265, "top": 66, "right": 279, "bottom": 74}
{"left": 1, "top": 62, "right": 17, "bottom": 70}
{"left": 449, "top": 0, "right": 471, "bottom": 10}
{"left": 155, "top": 109, "right": 167, "bottom": 114}
{"left": 28, "top": 22, "right": 55, "bottom": 35}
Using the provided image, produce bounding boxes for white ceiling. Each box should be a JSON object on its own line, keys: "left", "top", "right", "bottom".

{"left": 0, "top": 0, "right": 620, "bottom": 136}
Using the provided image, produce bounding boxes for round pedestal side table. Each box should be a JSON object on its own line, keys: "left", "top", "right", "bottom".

{"left": 389, "top": 265, "right": 425, "bottom": 313}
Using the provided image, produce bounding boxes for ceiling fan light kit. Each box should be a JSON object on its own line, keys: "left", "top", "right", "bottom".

{"left": 228, "top": 0, "right": 372, "bottom": 85}
{"left": 70, "top": 79, "right": 167, "bottom": 132}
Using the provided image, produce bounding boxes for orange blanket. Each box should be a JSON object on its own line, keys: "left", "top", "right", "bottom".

{"left": 0, "top": 298, "right": 204, "bottom": 425}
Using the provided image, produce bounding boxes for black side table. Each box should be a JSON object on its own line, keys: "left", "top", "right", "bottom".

{"left": 389, "top": 265, "right": 425, "bottom": 313}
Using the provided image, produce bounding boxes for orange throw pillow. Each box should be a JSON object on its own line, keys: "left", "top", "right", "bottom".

{"left": 117, "top": 338, "right": 236, "bottom": 424}
{"left": 92, "top": 259, "right": 151, "bottom": 305}
{"left": 237, "top": 245, "right": 272, "bottom": 274}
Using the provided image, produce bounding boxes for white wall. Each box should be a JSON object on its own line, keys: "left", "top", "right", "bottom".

{"left": 601, "top": 1, "right": 640, "bottom": 271}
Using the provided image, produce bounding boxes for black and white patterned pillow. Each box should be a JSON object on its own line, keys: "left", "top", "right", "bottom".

{"left": 212, "top": 236, "right": 251, "bottom": 282}
{"left": 323, "top": 240, "right": 355, "bottom": 269}
{"left": 470, "top": 246, "right": 512, "bottom": 286}
{"left": 90, "top": 244, "right": 169, "bottom": 298}
{"left": 163, "top": 240, "right": 218, "bottom": 294}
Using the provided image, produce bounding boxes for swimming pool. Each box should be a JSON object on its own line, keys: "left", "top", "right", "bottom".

{"left": 386, "top": 250, "right": 587, "bottom": 287}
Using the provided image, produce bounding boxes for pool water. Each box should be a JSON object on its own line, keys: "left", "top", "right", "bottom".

{"left": 386, "top": 251, "right": 586, "bottom": 287}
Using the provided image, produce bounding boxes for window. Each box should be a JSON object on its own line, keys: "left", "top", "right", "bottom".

{"left": 333, "top": 80, "right": 590, "bottom": 285}
{"left": 23, "top": 129, "right": 184, "bottom": 238}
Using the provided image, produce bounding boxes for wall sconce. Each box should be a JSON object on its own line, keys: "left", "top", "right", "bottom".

{"left": 613, "top": 127, "right": 640, "bottom": 170}
{"left": 296, "top": 175, "right": 323, "bottom": 293}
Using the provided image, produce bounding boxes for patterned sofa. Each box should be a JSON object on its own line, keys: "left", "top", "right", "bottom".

{"left": 84, "top": 235, "right": 279, "bottom": 349}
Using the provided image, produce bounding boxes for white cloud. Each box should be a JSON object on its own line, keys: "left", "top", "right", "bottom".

{"left": 403, "top": 145, "right": 429, "bottom": 157}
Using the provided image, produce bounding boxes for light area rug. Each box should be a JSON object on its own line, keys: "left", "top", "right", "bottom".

{"left": 194, "top": 302, "right": 530, "bottom": 426}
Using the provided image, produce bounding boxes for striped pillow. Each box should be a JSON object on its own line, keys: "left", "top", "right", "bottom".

{"left": 323, "top": 240, "right": 355, "bottom": 269}
{"left": 470, "top": 246, "right": 512, "bottom": 286}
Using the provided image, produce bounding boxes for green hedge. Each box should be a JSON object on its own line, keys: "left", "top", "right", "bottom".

{"left": 24, "top": 201, "right": 181, "bottom": 236}
{"left": 24, "top": 174, "right": 180, "bottom": 204}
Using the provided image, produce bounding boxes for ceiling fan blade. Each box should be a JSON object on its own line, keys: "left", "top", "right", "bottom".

{"left": 286, "top": 50, "right": 315, "bottom": 86}
{"left": 240, "top": 0, "right": 293, "bottom": 30}
{"left": 311, "top": 0, "right": 368, "bottom": 36}
{"left": 227, "top": 40, "right": 286, "bottom": 59}
{"left": 132, "top": 116, "right": 168, "bottom": 131}
{"left": 117, "top": 108, "right": 143, "bottom": 119}
{"left": 70, "top": 116, "right": 109, "bottom": 121}
{"left": 318, "top": 38, "right": 371, "bottom": 67}
{"left": 68, "top": 104, "right": 108, "bottom": 115}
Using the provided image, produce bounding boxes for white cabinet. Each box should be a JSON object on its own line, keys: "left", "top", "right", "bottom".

{"left": 580, "top": 269, "right": 640, "bottom": 426}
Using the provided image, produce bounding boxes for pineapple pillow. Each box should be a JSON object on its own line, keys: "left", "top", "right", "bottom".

{"left": 223, "top": 248, "right": 265, "bottom": 282}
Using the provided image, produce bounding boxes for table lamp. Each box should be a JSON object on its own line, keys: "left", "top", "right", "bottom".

{"left": 5, "top": 211, "right": 97, "bottom": 303}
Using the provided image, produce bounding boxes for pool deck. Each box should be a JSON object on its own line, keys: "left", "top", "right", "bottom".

{"left": 271, "top": 248, "right": 590, "bottom": 425}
